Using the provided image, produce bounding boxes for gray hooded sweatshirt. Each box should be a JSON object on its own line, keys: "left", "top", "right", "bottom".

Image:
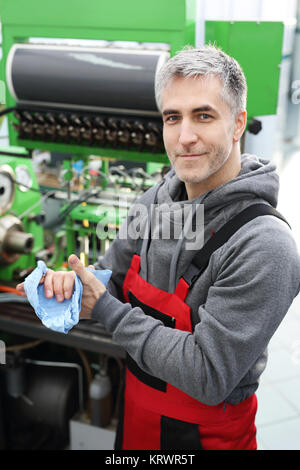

{"left": 91, "top": 153, "right": 300, "bottom": 406}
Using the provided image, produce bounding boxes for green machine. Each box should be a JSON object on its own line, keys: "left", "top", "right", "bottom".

{"left": 0, "top": 0, "right": 284, "bottom": 281}
{"left": 1, "top": 0, "right": 197, "bottom": 162}
{"left": 205, "top": 20, "right": 284, "bottom": 124}
{"left": 0, "top": 0, "right": 198, "bottom": 280}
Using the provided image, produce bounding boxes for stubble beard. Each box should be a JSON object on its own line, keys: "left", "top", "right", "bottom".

{"left": 172, "top": 144, "right": 232, "bottom": 184}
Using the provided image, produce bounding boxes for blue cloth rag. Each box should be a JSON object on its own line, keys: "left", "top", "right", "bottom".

{"left": 24, "top": 260, "right": 112, "bottom": 334}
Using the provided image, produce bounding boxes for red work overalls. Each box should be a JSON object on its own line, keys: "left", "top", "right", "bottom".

{"left": 114, "top": 202, "right": 290, "bottom": 450}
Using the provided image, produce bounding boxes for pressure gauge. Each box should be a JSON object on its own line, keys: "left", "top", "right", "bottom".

{"left": 15, "top": 165, "right": 33, "bottom": 192}
{"left": 0, "top": 165, "right": 15, "bottom": 215}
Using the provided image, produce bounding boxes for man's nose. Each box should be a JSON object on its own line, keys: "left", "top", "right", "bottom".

{"left": 178, "top": 121, "right": 198, "bottom": 147}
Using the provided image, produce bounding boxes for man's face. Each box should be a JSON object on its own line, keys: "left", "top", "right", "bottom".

{"left": 161, "top": 75, "right": 242, "bottom": 192}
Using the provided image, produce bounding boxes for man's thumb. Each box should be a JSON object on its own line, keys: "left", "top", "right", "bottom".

{"left": 68, "top": 254, "right": 88, "bottom": 280}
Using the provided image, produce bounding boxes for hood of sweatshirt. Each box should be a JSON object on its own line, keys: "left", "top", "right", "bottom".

{"left": 139, "top": 153, "right": 280, "bottom": 293}
{"left": 157, "top": 153, "right": 279, "bottom": 212}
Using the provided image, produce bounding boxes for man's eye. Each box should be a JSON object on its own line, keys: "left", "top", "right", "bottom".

{"left": 165, "top": 115, "right": 179, "bottom": 122}
{"left": 199, "top": 113, "right": 212, "bottom": 120}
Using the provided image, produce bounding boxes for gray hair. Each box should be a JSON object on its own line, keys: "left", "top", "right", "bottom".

{"left": 155, "top": 44, "right": 247, "bottom": 117}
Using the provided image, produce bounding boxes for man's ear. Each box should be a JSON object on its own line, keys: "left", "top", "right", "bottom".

{"left": 233, "top": 110, "right": 247, "bottom": 143}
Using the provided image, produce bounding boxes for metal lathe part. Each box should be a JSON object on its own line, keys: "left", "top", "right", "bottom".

{"left": 4, "top": 230, "right": 34, "bottom": 254}
{"left": 0, "top": 215, "right": 34, "bottom": 264}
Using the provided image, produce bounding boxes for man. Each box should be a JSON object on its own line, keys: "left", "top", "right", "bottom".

{"left": 17, "top": 45, "right": 300, "bottom": 450}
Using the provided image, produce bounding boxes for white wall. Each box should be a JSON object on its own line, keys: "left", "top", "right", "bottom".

{"left": 197, "top": 0, "right": 297, "bottom": 24}
{"left": 196, "top": 0, "right": 298, "bottom": 164}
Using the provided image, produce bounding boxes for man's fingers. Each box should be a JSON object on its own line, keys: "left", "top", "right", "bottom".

{"left": 68, "top": 254, "right": 90, "bottom": 282}
{"left": 16, "top": 273, "right": 45, "bottom": 293}
{"left": 43, "top": 270, "right": 54, "bottom": 298}
{"left": 63, "top": 271, "right": 76, "bottom": 299}
{"left": 17, "top": 268, "right": 76, "bottom": 303}
{"left": 44, "top": 270, "right": 76, "bottom": 302}
{"left": 53, "top": 271, "right": 65, "bottom": 302}
{"left": 16, "top": 282, "right": 25, "bottom": 292}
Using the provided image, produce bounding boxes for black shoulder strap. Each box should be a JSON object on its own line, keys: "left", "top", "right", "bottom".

{"left": 183, "top": 203, "right": 291, "bottom": 287}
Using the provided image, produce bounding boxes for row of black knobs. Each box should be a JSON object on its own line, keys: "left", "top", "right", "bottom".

{"left": 12, "top": 110, "right": 164, "bottom": 151}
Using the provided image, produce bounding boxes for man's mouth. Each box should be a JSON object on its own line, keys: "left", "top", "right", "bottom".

{"left": 178, "top": 152, "right": 208, "bottom": 159}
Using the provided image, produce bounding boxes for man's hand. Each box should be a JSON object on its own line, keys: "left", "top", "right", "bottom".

{"left": 16, "top": 254, "right": 106, "bottom": 319}
{"left": 68, "top": 254, "right": 106, "bottom": 319}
